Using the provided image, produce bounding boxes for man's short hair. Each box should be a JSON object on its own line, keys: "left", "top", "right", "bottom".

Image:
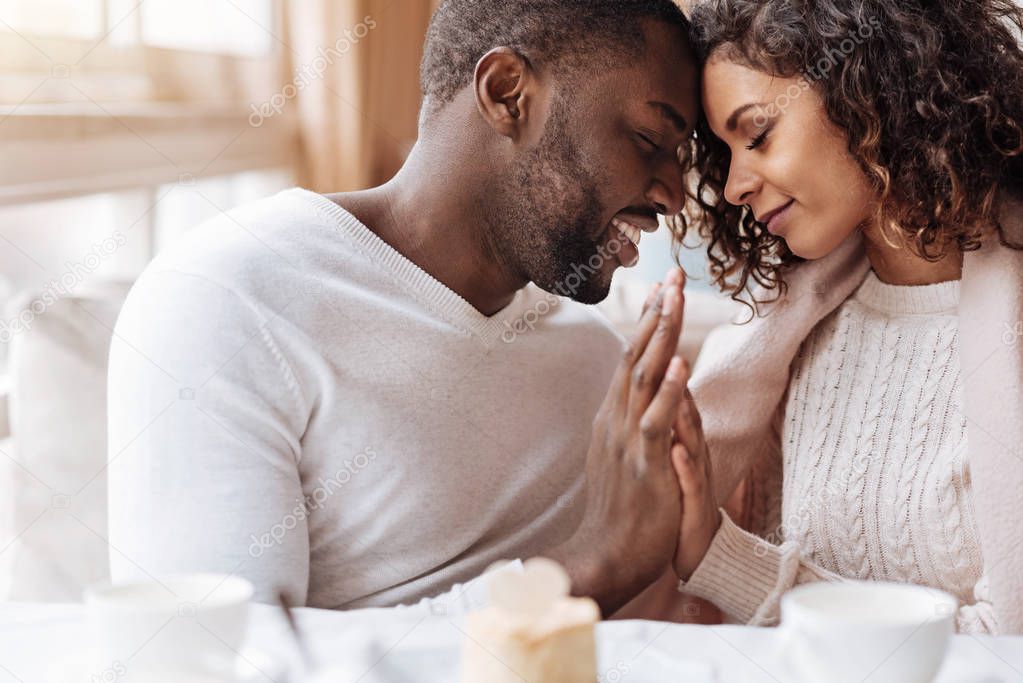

{"left": 420, "top": 0, "right": 690, "bottom": 113}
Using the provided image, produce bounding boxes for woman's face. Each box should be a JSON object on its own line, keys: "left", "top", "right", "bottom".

{"left": 701, "top": 55, "right": 876, "bottom": 260}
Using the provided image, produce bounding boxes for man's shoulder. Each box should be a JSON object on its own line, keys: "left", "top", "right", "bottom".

{"left": 136, "top": 188, "right": 337, "bottom": 303}
{"left": 157, "top": 188, "right": 315, "bottom": 265}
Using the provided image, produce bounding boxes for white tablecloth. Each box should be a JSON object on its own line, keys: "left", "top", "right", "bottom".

{"left": 2, "top": 602, "right": 1023, "bottom": 682}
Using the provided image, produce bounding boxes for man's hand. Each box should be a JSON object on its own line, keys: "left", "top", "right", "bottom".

{"left": 548, "top": 269, "right": 689, "bottom": 615}
{"left": 671, "top": 360, "right": 722, "bottom": 582}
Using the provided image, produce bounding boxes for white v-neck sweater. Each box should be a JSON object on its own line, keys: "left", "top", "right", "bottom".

{"left": 682, "top": 271, "right": 995, "bottom": 633}
{"left": 107, "top": 188, "right": 623, "bottom": 609}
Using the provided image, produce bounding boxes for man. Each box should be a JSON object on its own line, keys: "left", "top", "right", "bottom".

{"left": 107, "top": 0, "right": 699, "bottom": 616}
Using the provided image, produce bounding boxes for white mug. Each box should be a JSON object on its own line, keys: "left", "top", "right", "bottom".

{"left": 780, "top": 580, "right": 956, "bottom": 683}
{"left": 84, "top": 574, "right": 254, "bottom": 681}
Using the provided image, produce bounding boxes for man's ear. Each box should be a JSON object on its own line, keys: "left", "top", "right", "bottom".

{"left": 474, "top": 47, "right": 535, "bottom": 141}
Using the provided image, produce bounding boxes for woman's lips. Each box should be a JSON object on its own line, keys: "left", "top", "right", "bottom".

{"left": 761, "top": 199, "right": 795, "bottom": 235}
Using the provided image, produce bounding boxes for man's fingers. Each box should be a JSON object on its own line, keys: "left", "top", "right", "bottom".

{"left": 608, "top": 270, "right": 684, "bottom": 412}
{"left": 605, "top": 284, "right": 666, "bottom": 415}
{"left": 638, "top": 355, "right": 686, "bottom": 460}
{"left": 627, "top": 277, "right": 685, "bottom": 426}
{"left": 640, "top": 282, "right": 662, "bottom": 317}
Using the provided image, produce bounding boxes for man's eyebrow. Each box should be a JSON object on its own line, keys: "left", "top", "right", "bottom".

{"left": 647, "top": 101, "right": 688, "bottom": 132}
{"left": 725, "top": 103, "right": 766, "bottom": 131}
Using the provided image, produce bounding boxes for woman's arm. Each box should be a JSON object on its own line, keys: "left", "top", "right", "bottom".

{"left": 956, "top": 576, "right": 998, "bottom": 634}
{"left": 676, "top": 509, "right": 835, "bottom": 626}
{"left": 670, "top": 368, "right": 998, "bottom": 633}
{"left": 678, "top": 513, "right": 999, "bottom": 634}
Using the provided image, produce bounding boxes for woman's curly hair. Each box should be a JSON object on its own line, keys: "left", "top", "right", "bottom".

{"left": 675, "top": 0, "right": 1023, "bottom": 316}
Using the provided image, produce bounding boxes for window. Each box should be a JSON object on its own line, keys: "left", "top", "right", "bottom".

{"left": 0, "top": 0, "right": 104, "bottom": 39}
{"left": 0, "top": 0, "right": 297, "bottom": 373}
{"left": 1, "top": 0, "right": 275, "bottom": 54}
{"left": 137, "top": 0, "right": 275, "bottom": 56}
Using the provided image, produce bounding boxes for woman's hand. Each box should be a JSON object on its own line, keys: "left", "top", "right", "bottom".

{"left": 671, "top": 359, "right": 722, "bottom": 582}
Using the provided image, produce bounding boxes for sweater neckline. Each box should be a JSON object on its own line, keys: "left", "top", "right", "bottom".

{"left": 852, "top": 269, "right": 961, "bottom": 316}
{"left": 294, "top": 187, "right": 538, "bottom": 346}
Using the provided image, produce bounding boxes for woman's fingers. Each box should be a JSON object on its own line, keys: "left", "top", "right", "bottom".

{"left": 671, "top": 439, "right": 718, "bottom": 581}
{"left": 672, "top": 438, "right": 706, "bottom": 494}
{"left": 672, "top": 360, "right": 704, "bottom": 464}
{"left": 670, "top": 442, "right": 694, "bottom": 492}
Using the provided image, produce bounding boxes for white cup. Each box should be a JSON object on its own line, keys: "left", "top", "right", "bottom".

{"left": 780, "top": 580, "right": 956, "bottom": 683}
{"left": 84, "top": 574, "right": 254, "bottom": 681}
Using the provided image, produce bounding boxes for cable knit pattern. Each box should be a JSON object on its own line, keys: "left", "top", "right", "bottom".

{"left": 681, "top": 270, "right": 992, "bottom": 632}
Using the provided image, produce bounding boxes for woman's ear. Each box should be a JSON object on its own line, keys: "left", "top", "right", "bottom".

{"left": 474, "top": 47, "right": 534, "bottom": 141}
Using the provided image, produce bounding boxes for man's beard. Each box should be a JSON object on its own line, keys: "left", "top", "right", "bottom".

{"left": 485, "top": 97, "right": 616, "bottom": 305}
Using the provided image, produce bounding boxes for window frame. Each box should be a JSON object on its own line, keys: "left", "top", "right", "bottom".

{"left": 0, "top": 0, "right": 297, "bottom": 205}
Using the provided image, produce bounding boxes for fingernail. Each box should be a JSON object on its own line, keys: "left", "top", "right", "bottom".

{"left": 662, "top": 285, "right": 678, "bottom": 315}
{"left": 667, "top": 356, "right": 683, "bottom": 381}
{"left": 666, "top": 269, "right": 681, "bottom": 286}
{"left": 650, "top": 289, "right": 665, "bottom": 315}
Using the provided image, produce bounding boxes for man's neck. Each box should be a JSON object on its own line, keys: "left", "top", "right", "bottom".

{"left": 327, "top": 142, "right": 527, "bottom": 317}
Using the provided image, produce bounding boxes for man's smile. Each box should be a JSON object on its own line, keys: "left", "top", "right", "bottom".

{"left": 607, "top": 210, "right": 659, "bottom": 268}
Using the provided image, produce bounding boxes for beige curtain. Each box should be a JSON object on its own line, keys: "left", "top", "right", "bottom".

{"left": 284, "top": 0, "right": 439, "bottom": 191}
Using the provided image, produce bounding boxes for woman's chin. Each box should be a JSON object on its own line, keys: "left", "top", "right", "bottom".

{"left": 783, "top": 225, "right": 857, "bottom": 261}
{"left": 777, "top": 229, "right": 808, "bottom": 259}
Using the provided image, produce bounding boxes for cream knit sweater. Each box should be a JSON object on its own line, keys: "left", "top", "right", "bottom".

{"left": 679, "top": 197, "right": 1023, "bottom": 633}
{"left": 680, "top": 270, "right": 995, "bottom": 633}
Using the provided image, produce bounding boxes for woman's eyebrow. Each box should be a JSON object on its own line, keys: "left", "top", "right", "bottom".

{"left": 726, "top": 102, "right": 767, "bottom": 131}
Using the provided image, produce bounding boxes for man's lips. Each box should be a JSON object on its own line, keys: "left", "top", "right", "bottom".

{"left": 608, "top": 212, "right": 657, "bottom": 268}
{"left": 615, "top": 211, "right": 659, "bottom": 232}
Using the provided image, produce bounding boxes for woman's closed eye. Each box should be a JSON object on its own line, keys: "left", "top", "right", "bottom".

{"left": 745, "top": 127, "right": 770, "bottom": 151}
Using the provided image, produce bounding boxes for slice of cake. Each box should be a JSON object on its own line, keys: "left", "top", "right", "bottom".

{"left": 460, "top": 558, "right": 599, "bottom": 683}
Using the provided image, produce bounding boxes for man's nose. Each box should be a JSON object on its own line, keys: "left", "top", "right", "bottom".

{"left": 645, "top": 159, "right": 685, "bottom": 216}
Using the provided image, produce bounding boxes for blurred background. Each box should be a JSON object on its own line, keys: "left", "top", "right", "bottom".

{"left": 0, "top": 0, "right": 733, "bottom": 602}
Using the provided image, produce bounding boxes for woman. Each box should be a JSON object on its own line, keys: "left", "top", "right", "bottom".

{"left": 666, "top": 0, "right": 1023, "bottom": 633}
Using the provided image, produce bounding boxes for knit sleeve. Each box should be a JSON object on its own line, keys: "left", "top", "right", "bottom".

{"left": 677, "top": 509, "right": 844, "bottom": 626}
{"left": 680, "top": 511, "right": 1000, "bottom": 633}
{"left": 956, "top": 575, "right": 999, "bottom": 634}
